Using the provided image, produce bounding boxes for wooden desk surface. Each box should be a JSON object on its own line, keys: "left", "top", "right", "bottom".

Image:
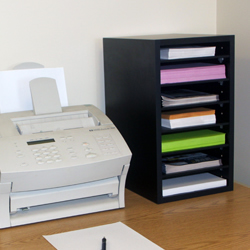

{"left": 0, "top": 183, "right": 250, "bottom": 250}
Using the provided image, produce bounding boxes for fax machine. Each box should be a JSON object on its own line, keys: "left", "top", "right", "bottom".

{"left": 0, "top": 78, "right": 132, "bottom": 228}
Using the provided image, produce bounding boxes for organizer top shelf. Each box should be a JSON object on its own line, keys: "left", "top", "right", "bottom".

{"left": 104, "top": 33, "right": 234, "bottom": 41}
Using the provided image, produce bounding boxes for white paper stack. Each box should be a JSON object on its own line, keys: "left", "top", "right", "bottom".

{"left": 162, "top": 152, "right": 222, "bottom": 174}
{"left": 161, "top": 89, "right": 219, "bottom": 107}
{"left": 161, "top": 107, "right": 216, "bottom": 129}
{"left": 162, "top": 173, "right": 226, "bottom": 197}
{"left": 160, "top": 46, "right": 216, "bottom": 60}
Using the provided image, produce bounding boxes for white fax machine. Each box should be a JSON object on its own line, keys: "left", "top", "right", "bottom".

{"left": 0, "top": 78, "right": 131, "bottom": 228}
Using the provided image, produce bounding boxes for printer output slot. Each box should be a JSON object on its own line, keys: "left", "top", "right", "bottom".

{"left": 10, "top": 177, "right": 119, "bottom": 213}
{"left": 63, "top": 127, "right": 82, "bottom": 130}
{"left": 14, "top": 193, "right": 114, "bottom": 213}
{"left": 32, "top": 130, "right": 53, "bottom": 134}
{"left": 9, "top": 193, "right": 120, "bottom": 227}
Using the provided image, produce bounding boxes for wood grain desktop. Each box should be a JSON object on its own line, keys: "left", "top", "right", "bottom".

{"left": 0, "top": 183, "right": 249, "bottom": 250}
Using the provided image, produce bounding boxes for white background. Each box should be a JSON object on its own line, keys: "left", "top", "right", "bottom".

{"left": 0, "top": 0, "right": 216, "bottom": 111}
{"left": 1, "top": 1, "right": 249, "bottom": 187}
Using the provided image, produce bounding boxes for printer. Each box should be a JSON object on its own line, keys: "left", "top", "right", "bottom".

{"left": 0, "top": 77, "right": 131, "bottom": 228}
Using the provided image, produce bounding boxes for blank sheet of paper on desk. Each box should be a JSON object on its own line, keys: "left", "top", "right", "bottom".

{"left": 43, "top": 222, "right": 164, "bottom": 250}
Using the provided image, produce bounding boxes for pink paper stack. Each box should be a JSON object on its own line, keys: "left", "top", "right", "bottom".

{"left": 161, "top": 63, "right": 226, "bottom": 84}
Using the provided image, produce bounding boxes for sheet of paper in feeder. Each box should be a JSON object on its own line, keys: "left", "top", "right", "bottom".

{"left": 0, "top": 67, "right": 68, "bottom": 113}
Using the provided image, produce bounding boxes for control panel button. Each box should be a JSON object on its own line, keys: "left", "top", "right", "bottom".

{"left": 86, "top": 153, "right": 97, "bottom": 158}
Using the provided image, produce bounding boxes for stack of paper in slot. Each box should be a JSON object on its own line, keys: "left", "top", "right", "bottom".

{"left": 161, "top": 129, "right": 225, "bottom": 153}
{"left": 161, "top": 107, "right": 216, "bottom": 129}
{"left": 161, "top": 63, "right": 226, "bottom": 84}
{"left": 160, "top": 46, "right": 216, "bottom": 60}
{"left": 162, "top": 173, "right": 227, "bottom": 197}
{"left": 162, "top": 152, "right": 222, "bottom": 174}
{"left": 161, "top": 89, "right": 219, "bottom": 107}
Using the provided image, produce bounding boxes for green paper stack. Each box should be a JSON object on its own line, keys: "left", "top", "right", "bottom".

{"left": 162, "top": 129, "right": 225, "bottom": 153}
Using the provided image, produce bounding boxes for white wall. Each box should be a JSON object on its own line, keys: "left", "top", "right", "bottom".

{"left": 217, "top": 0, "right": 250, "bottom": 187}
{"left": 0, "top": 0, "right": 216, "bottom": 111}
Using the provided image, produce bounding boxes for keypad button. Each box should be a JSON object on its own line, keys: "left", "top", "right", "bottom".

{"left": 86, "top": 153, "right": 97, "bottom": 158}
{"left": 37, "top": 161, "right": 45, "bottom": 165}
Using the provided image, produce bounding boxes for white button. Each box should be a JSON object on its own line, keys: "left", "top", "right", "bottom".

{"left": 37, "top": 161, "right": 45, "bottom": 165}
{"left": 20, "top": 163, "right": 28, "bottom": 167}
{"left": 86, "top": 153, "right": 97, "bottom": 158}
{"left": 102, "top": 148, "right": 109, "bottom": 152}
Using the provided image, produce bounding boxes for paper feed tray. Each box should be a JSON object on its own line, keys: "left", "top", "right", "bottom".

{"left": 13, "top": 110, "right": 100, "bottom": 135}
